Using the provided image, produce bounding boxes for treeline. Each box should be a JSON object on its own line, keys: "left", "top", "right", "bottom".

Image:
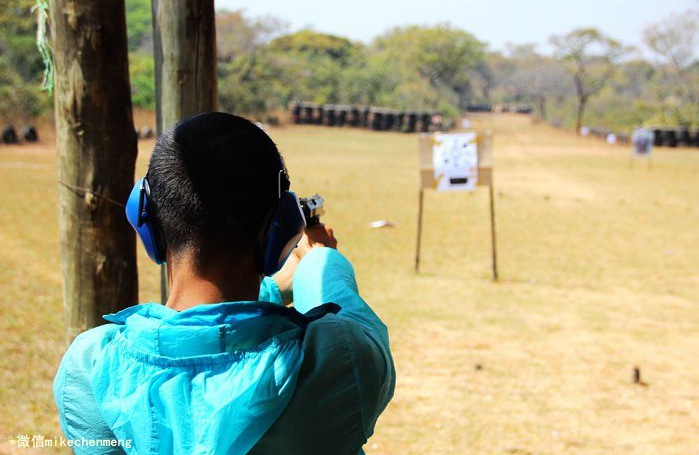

{"left": 1, "top": 0, "right": 697, "bottom": 133}
{"left": 0, "top": 0, "right": 52, "bottom": 120}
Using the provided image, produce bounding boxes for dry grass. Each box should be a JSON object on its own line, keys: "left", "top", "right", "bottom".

{"left": 1, "top": 113, "right": 697, "bottom": 454}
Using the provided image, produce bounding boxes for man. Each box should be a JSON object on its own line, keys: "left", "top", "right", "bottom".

{"left": 54, "top": 112, "right": 395, "bottom": 454}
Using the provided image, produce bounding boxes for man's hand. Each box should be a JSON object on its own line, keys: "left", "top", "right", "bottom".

{"left": 293, "top": 224, "right": 338, "bottom": 260}
{"left": 272, "top": 224, "right": 337, "bottom": 305}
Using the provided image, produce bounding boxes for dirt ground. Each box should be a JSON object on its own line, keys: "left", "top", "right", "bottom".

{"left": 1, "top": 113, "right": 698, "bottom": 454}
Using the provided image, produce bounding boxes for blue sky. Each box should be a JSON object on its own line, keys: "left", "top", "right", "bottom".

{"left": 215, "top": 0, "right": 698, "bottom": 56}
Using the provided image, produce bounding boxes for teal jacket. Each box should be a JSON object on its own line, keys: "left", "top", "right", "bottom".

{"left": 54, "top": 248, "right": 395, "bottom": 454}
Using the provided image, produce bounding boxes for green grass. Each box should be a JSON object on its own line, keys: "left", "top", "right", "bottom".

{"left": 1, "top": 113, "right": 698, "bottom": 453}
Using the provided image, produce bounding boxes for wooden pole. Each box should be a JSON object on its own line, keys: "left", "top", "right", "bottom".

{"left": 152, "top": 0, "right": 217, "bottom": 132}
{"left": 415, "top": 189, "right": 425, "bottom": 273}
{"left": 152, "top": 0, "right": 218, "bottom": 302}
{"left": 50, "top": 0, "right": 138, "bottom": 341}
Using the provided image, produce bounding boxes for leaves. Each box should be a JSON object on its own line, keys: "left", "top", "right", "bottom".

{"left": 0, "top": 1, "right": 696, "bottom": 130}
{"left": 0, "top": 0, "right": 48, "bottom": 118}
{"left": 550, "top": 28, "right": 630, "bottom": 130}
{"left": 125, "top": 0, "right": 152, "bottom": 52}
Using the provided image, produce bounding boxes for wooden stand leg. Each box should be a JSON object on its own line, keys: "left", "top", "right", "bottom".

{"left": 415, "top": 189, "right": 425, "bottom": 273}
{"left": 489, "top": 181, "right": 499, "bottom": 282}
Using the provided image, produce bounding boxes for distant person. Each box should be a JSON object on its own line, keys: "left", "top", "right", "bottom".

{"left": 54, "top": 112, "right": 395, "bottom": 454}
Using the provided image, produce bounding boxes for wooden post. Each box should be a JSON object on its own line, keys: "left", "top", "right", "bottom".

{"left": 415, "top": 189, "right": 425, "bottom": 273}
{"left": 152, "top": 0, "right": 217, "bottom": 132}
{"left": 151, "top": 0, "right": 218, "bottom": 302}
{"left": 50, "top": 0, "right": 138, "bottom": 341}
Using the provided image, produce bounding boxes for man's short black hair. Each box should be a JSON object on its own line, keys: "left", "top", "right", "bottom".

{"left": 147, "top": 112, "right": 290, "bottom": 267}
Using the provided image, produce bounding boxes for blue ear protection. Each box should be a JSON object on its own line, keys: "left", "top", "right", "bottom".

{"left": 261, "top": 189, "right": 306, "bottom": 276}
{"left": 125, "top": 174, "right": 306, "bottom": 276}
{"left": 126, "top": 178, "right": 166, "bottom": 264}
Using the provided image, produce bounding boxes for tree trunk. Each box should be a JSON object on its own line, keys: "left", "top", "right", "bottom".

{"left": 576, "top": 95, "right": 587, "bottom": 136}
{"left": 152, "top": 0, "right": 218, "bottom": 133}
{"left": 151, "top": 0, "right": 217, "bottom": 302}
{"left": 50, "top": 0, "right": 138, "bottom": 342}
{"left": 537, "top": 95, "right": 547, "bottom": 121}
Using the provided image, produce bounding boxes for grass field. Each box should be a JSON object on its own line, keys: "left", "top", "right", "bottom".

{"left": 1, "top": 113, "right": 698, "bottom": 454}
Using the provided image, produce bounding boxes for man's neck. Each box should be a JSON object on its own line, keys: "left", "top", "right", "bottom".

{"left": 165, "top": 254, "right": 262, "bottom": 312}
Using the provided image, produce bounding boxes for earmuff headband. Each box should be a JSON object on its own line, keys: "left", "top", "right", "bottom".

{"left": 137, "top": 178, "right": 149, "bottom": 227}
{"left": 126, "top": 169, "right": 305, "bottom": 275}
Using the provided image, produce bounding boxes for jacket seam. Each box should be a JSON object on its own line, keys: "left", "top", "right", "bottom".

{"left": 337, "top": 318, "right": 369, "bottom": 441}
{"left": 60, "top": 363, "right": 69, "bottom": 437}
{"left": 111, "top": 327, "right": 303, "bottom": 367}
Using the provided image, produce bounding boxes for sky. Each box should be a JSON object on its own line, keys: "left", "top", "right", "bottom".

{"left": 215, "top": 0, "right": 699, "bottom": 56}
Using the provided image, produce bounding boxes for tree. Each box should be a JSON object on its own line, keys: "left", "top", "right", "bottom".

{"left": 50, "top": 0, "right": 138, "bottom": 340}
{"left": 613, "top": 59, "right": 656, "bottom": 100}
{"left": 124, "top": 0, "right": 156, "bottom": 109}
{"left": 643, "top": 10, "right": 699, "bottom": 125}
{"left": 267, "top": 29, "right": 357, "bottom": 65}
{"left": 469, "top": 59, "right": 496, "bottom": 104}
{"left": 504, "top": 44, "right": 571, "bottom": 120}
{"left": 589, "top": 59, "right": 658, "bottom": 130}
{"left": 264, "top": 30, "right": 364, "bottom": 106}
{"left": 125, "top": 0, "right": 152, "bottom": 52}
{"left": 550, "top": 28, "right": 628, "bottom": 134}
{"left": 371, "top": 24, "right": 485, "bottom": 109}
{"left": 216, "top": 10, "right": 289, "bottom": 116}
{"left": 218, "top": 52, "right": 288, "bottom": 117}
{"left": 152, "top": 0, "right": 217, "bottom": 133}
{"left": 0, "top": 0, "right": 49, "bottom": 118}
{"left": 129, "top": 53, "right": 155, "bottom": 109}
{"left": 0, "top": 0, "right": 42, "bottom": 81}
{"left": 216, "top": 10, "right": 286, "bottom": 61}
{"left": 151, "top": 0, "right": 217, "bottom": 303}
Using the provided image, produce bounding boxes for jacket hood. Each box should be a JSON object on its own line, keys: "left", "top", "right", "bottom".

{"left": 90, "top": 302, "right": 305, "bottom": 454}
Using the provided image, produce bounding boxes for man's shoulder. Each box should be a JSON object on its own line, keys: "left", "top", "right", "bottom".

{"left": 303, "top": 312, "right": 389, "bottom": 365}
{"left": 251, "top": 311, "right": 394, "bottom": 454}
{"left": 63, "top": 323, "right": 120, "bottom": 367}
{"left": 73, "top": 323, "right": 119, "bottom": 346}
{"left": 302, "top": 312, "right": 368, "bottom": 357}
{"left": 301, "top": 312, "right": 395, "bottom": 428}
